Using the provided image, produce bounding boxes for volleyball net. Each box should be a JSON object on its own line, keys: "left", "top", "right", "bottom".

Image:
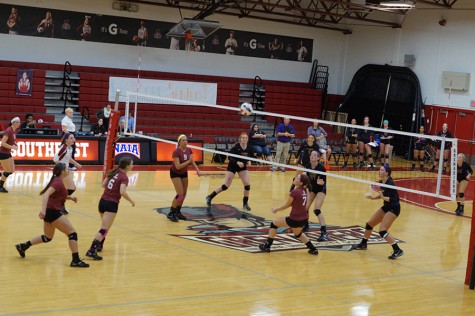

{"left": 113, "top": 90, "right": 458, "bottom": 201}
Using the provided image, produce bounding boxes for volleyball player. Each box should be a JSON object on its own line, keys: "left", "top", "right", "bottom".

{"left": 357, "top": 116, "right": 375, "bottom": 170}
{"left": 85, "top": 157, "right": 135, "bottom": 260}
{"left": 455, "top": 153, "right": 472, "bottom": 216}
{"left": 379, "top": 120, "right": 393, "bottom": 166}
{"left": 15, "top": 163, "right": 89, "bottom": 268}
{"left": 53, "top": 133, "right": 81, "bottom": 215}
{"left": 206, "top": 132, "right": 253, "bottom": 211}
{"left": 354, "top": 165, "right": 404, "bottom": 260}
{"left": 0, "top": 117, "right": 21, "bottom": 193}
{"left": 411, "top": 126, "right": 427, "bottom": 171}
{"left": 431, "top": 123, "right": 452, "bottom": 174}
{"left": 291, "top": 134, "right": 319, "bottom": 190}
{"left": 342, "top": 118, "right": 358, "bottom": 169}
{"left": 167, "top": 134, "right": 202, "bottom": 222}
{"left": 258, "top": 173, "right": 318, "bottom": 255}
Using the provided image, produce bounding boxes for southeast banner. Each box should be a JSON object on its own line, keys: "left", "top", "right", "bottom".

{"left": 16, "top": 69, "right": 33, "bottom": 96}
{"left": 102, "top": 109, "right": 121, "bottom": 180}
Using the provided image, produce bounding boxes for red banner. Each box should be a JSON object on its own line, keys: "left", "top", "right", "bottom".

{"left": 11, "top": 138, "right": 98, "bottom": 161}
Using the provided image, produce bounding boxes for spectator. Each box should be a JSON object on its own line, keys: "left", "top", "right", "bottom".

{"left": 96, "top": 104, "right": 111, "bottom": 129}
{"left": 119, "top": 112, "right": 135, "bottom": 132}
{"left": 90, "top": 118, "right": 107, "bottom": 136}
{"left": 61, "top": 108, "right": 77, "bottom": 171}
{"left": 307, "top": 121, "right": 332, "bottom": 164}
{"left": 117, "top": 119, "right": 128, "bottom": 136}
{"left": 273, "top": 117, "right": 295, "bottom": 172}
{"left": 20, "top": 113, "right": 37, "bottom": 131}
{"left": 249, "top": 124, "right": 273, "bottom": 164}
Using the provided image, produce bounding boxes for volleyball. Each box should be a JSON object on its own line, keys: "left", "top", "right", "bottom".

{"left": 240, "top": 102, "right": 253, "bottom": 116}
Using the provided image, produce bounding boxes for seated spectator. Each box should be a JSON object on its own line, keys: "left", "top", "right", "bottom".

{"left": 20, "top": 113, "right": 37, "bottom": 131}
{"left": 307, "top": 121, "right": 332, "bottom": 163}
{"left": 96, "top": 104, "right": 111, "bottom": 128}
{"left": 119, "top": 112, "right": 135, "bottom": 132}
{"left": 90, "top": 118, "right": 107, "bottom": 136}
{"left": 249, "top": 123, "right": 273, "bottom": 164}
{"left": 117, "top": 119, "right": 128, "bottom": 136}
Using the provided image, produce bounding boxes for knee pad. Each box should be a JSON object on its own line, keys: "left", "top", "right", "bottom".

{"left": 379, "top": 230, "right": 388, "bottom": 239}
{"left": 270, "top": 222, "right": 278, "bottom": 229}
{"left": 458, "top": 193, "right": 464, "bottom": 198}
{"left": 367, "top": 155, "right": 372, "bottom": 159}
{"left": 443, "top": 159, "right": 448, "bottom": 162}
{"left": 384, "top": 154, "right": 389, "bottom": 159}
{"left": 221, "top": 184, "right": 228, "bottom": 191}
{"left": 67, "top": 189, "right": 76, "bottom": 196}
{"left": 175, "top": 194, "right": 185, "bottom": 202}
{"left": 365, "top": 223, "right": 373, "bottom": 230}
{"left": 344, "top": 153, "right": 349, "bottom": 158}
{"left": 359, "top": 152, "right": 364, "bottom": 157}
{"left": 68, "top": 232, "right": 78, "bottom": 241}
{"left": 244, "top": 185, "right": 250, "bottom": 191}
{"left": 314, "top": 209, "right": 321, "bottom": 216}
{"left": 98, "top": 228, "right": 108, "bottom": 238}
{"left": 294, "top": 232, "right": 302, "bottom": 239}
{"left": 3, "top": 172, "right": 12, "bottom": 178}
{"left": 41, "top": 235, "right": 52, "bottom": 243}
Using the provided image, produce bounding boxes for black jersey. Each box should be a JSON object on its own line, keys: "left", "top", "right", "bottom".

{"left": 296, "top": 141, "right": 320, "bottom": 166}
{"left": 306, "top": 162, "right": 327, "bottom": 192}
{"left": 435, "top": 130, "right": 453, "bottom": 149}
{"left": 346, "top": 126, "right": 358, "bottom": 144}
{"left": 227, "top": 143, "right": 253, "bottom": 172}
{"left": 379, "top": 127, "right": 392, "bottom": 145}
{"left": 358, "top": 124, "right": 374, "bottom": 143}
{"left": 380, "top": 177, "right": 399, "bottom": 207}
{"left": 414, "top": 133, "right": 427, "bottom": 150}
{"left": 457, "top": 161, "right": 473, "bottom": 182}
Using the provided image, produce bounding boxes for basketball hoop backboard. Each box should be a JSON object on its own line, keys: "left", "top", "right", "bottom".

{"left": 166, "top": 19, "right": 223, "bottom": 39}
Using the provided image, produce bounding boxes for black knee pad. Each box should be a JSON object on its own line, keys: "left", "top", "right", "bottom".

{"left": 67, "top": 189, "right": 76, "bottom": 196}
{"left": 365, "top": 223, "right": 373, "bottom": 230}
{"left": 68, "top": 232, "right": 78, "bottom": 241}
{"left": 367, "top": 155, "right": 372, "bottom": 159}
{"left": 443, "top": 159, "right": 448, "bottom": 162}
{"left": 244, "top": 185, "right": 250, "bottom": 191}
{"left": 294, "top": 232, "right": 302, "bottom": 239}
{"left": 221, "top": 184, "right": 228, "bottom": 191}
{"left": 314, "top": 209, "right": 321, "bottom": 216}
{"left": 99, "top": 228, "right": 108, "bottom": 237}
{"left": 344, "top": 153, "right": 349, "bottom": 158}
{"left": 41, "top": 235, "right": 52, "bottom": 243}
{"left": 379, "top": 230, "right": 388, "bottom": 239}
{"left": 458, "top": 193, "right": 464, "bottom": 198}
{"left": 359, "top": 152, "right": 364, "bottom": 157}
{"left": 384, "top": 154, "right": 389, "bottom": 159}
{"left": 3, "top": 172, "right": 12, "bottom": 178}
{"left": 270, "top": 222, "right": 278, "bottom": 229}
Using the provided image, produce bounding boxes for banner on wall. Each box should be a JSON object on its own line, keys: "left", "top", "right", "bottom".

{"left": 11, "top": 138, "right": 99, "bottom": 161}
{"left": 0, "top": 4, "right": 313, "bottom": 62}
{"left": 16, "top": 69, "right": 33, "bottom": 96}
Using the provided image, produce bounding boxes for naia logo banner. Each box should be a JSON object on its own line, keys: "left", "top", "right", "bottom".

{"left": 16, "top": 69, "right": 33, "bottom": 96}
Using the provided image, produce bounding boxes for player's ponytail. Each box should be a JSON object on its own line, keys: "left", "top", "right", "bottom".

{"left": 40, "top": 163, "right": 66, "bottom": 195}
{"left": 299, "top": 173, "right": 310, "bottom": 190}
{"left": 106, "top": 157, "right": 133, "bottom": 179}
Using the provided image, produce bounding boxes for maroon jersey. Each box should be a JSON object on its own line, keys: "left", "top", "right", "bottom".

{"left": 289, "top": 187, "right": 308, "bottom": 221}
{"left": 171, "top": 147, "right": 193, "bottom": 174}
{"left": 101, "top": 170, "right": 129, "bottom": 203}
{"left": 46, "top": 177, "right": 68, "bottom": 211}
{"left": 0, "top": 126, "right": 16, "bottom": 154}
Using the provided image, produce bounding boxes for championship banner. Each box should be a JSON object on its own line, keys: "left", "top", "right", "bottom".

{"left": 16, "top": 69, "right": 33, "bottom": 96}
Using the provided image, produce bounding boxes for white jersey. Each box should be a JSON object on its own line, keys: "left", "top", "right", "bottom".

{"left": 54, "top": 144, "right": 72, "bottom": 166}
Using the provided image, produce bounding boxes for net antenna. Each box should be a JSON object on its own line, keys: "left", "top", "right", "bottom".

{"left": 122, "top": 90, "right": 458, "bottom": 201}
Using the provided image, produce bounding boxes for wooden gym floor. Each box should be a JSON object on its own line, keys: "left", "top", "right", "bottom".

{"left": 1, "top": 158, "right": 474, "bottom": 315}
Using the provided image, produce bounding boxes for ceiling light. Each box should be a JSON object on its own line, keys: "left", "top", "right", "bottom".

{"left": 379, "top": 1, "right": 415, "bottom": 8}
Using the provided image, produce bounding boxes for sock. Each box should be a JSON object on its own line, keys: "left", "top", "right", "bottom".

{"left": 22, "top": 241, "right": 32, "bottom": 251}
{"left": 177, "top": 205, "right": 182, "bottom": 212}
{"left": 266, "top": 237, "right": 274, "bottom": 246}
{"left": 72, "top": 252, "right": 80, "bottom": 262}
{"left": 89, "top": 239, "right": 100, "bottom": 252}
{"left": 411, "top": 163, "right": 415, "bottom": 168}
{"left": 361, "top": 238, "right": 368, "bottom": 245}
{"left": 391, "top": 242, "right": 400, "bottom": 251}
{"left": 457, "top": 202, "right": 461, "bottom": 207}
{"left": 170, "top": 206, "right": 178, "bottom": 214}
{"left": 99, "top": 238, "right": 105, "bottom": 247}
{"left": 320, "top": 225, "right": 327, "bottom": 233}
{"left": 0, "top": 180, "right": 4, "bottom": 188}
{"left": 306, "top": 241, "right": 316, "bottom": 251}
{"left": 209, "top": 191, "right": 217, "bottom": 199}
{"left": 243, "top": 196, "right": 249, "bottom": 205}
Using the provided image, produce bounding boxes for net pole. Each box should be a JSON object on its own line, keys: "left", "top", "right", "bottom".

{"left": 465, "top": 184, "right": 475, "bottom": 287}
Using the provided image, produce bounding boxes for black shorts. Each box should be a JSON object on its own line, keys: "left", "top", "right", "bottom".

{"left": 98, "top": 198, "right": 119, "bottom": 214}
{"left": 347, "top": 138, "right": 357, "bottom": 145}
{"left": 227, "top": 162, "right": 247, "bottom": 174}
{"left": 43, "top": 209, "right": 63, "bottom": 223}
{"left": 285, "top": 217, "right": 308, "bottom": 228}
{"left": 414, "top": 143, "right": 425, "bottom": 151}
{"left": 380, "top": 139, "right": 390, "bottom": 145}
{"left": 0, "top": 153, "right": 12, "bottom": 160}
{"left": 381, "top": 203, "right": 401, "bottom": 217}
{"left": 170, "top": 169, "right": 188, "bottom": 179}
{"left": 310, "top": 185, "right": 326, "bottom": 195}
{"left": 457, "top": 177, "right": 469, "bottom": 184}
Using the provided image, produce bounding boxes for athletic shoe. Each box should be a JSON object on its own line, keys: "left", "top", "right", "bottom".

{"left": 270, "top": 167, "right": 276, "bottom": 172}
{"left": 388, "top": 249, "right": 404, "bottom": 259}
{"left": 86, "top": 250, "right": 103, "bottom": 260}
{"left": 308, "top": 249, "right": 319, "bottom": 255}
{"left": 15, "top": 244, "right": 26, "bottom": 258}
{"left": 317, "top": 232, "right": 329, "bottom": 242}
{"left": 205, "top": 195, "right": 212, "bottom": 207}
{"left": 455, "top": 206, "right": 464, "bottom": 216}
{"left": 167, "top": 211, "right": 179, "bottom": 222}
{"left": 176, "top": 212, "right": 187, "bottom": 220}
{"left": 243, "top": 204, "right": 251, "bottom": 211}
{"left": 420, "top": 167, "right": 425, "bottom": 172}
{"left": 96, "top": 244, "right": 103, "bottom": 252}
{"left": 258, "top": 243, "right": 271, "bottom": 253}
{"left": 410, "top": 167, "right": 415, "bottom": 171}
{"left": 69, "top": 167, "right": 77, "bottom": 171}
{"left": 342, "top": 163, "right": 347, "bottom": 169}
{"left": 353, "top": 243, "right": 367, "bottom": 250}
{"left": 280, "top": 167, "right": 285, "bottom": 172}
{"left": 70, "top": 259, "right": 90, "bottom": 268}
{"left": 0, "top": 187, "right": 8, "bottom": 193}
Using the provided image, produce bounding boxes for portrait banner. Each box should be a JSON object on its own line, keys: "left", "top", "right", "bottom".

{"left": 16, "top": 69, "right": 33, "bottom": 96}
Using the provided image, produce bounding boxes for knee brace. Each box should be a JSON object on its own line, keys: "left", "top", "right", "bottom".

{"left": 244, "top": 185, "right": 250, "bottom": 191}
{"left": 41, "top": 235, "right": 52, "bottom": 243}
{"left": 294, "top": 232, "right": 302, "bottom": 239}
{"left": 221, "top": 184, "right": 228, "bottom": 191}
{"left": 3, "top": 172, "right": 12, "bottom": 178}
{"left": 67, "top": 189, "right": 76, "bottom": 196}
{"left": 98, "top": 228, "right": 108, "bottom": 238}
{"left": 270, "top": 222, "right": 278, "bottom": 229}
{"left": 175, "top": 194, "right": 185, "bottom": 202}
{"left": 379, "top": 230, "right": 388, "bottom": 239}
{"left": 458, "top": 193, "right": 464, "bottom": 198}
{"left": 68, "top": 232, "right": 78, "bottom": 241}
{"left": 365, "top": 223, "right": 373, "bottom": 230}
{"left": 314, "top": 209, "right": 321, "bottom": 216}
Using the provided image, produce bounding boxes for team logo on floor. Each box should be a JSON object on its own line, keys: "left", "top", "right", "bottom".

{"left": 155, "top": 204, "right": 402, "bottom": 253}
